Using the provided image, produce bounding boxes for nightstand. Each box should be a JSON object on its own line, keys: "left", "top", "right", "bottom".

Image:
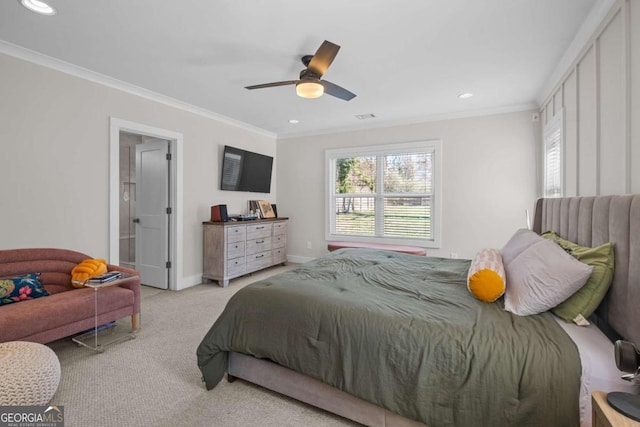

{"left": 592, "top": 391, "right": 640, "bottom": 427}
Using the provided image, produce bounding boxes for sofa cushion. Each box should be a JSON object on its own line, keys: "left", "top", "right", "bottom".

{"left": 0, "top": 273, "right": 49, "bottom": 306}
{"left": 0, "top": 285, "right": 134, "bottom": 342}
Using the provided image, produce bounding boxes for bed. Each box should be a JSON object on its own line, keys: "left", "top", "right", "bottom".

{"left": 197, "top": 194, "right": 640, "bottom": 426}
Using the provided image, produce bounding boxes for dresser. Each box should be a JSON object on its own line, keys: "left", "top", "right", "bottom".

{"left": 203, "top": 218, "right": 288, "bottom": 287}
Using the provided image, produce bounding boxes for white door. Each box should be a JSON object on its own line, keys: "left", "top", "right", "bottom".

{"left": 135, "top": 139, "right": 170, "bottom": 289}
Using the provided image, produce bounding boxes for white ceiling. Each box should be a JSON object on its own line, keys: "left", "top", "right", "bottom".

{"left": 0, "top": 0, "right": 602, "bottom": 138}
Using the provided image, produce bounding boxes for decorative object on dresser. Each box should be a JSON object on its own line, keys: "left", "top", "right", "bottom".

{"left": 257, "top": 200, "right": 276, "bottom": 218}
{"left": 248, "top": 200, "right": 276, "bottom": 219}
{"left": 210, "top": 204, "right": 229, "bottom": 222}
{"left": 202, "top": 218, "right": 288, "bottom": 287}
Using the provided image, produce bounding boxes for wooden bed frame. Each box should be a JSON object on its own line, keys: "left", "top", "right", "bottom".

{"left": 226, "top": 195, "right": 640, "bottom": 426}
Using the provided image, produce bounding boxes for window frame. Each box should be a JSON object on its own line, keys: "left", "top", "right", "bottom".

{"left": 542, "top": 110, "right": 564, "bottom": 198}
{"left": 325, "top": 140, "right": 442, "bottom": 248}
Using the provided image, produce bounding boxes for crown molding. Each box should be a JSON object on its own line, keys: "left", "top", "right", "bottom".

{"left": 0, "top": 40, "right": 539, "bottom": 141}
{"left": 276, "top": 102, "right": 537, "bottom": 140}
{"left": 0, "top": 40, "right": 276, "bottom": 139}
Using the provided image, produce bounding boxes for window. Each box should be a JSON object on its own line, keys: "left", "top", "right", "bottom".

{"left": 325, "top": 140, "right": 441, "bottom": 247}
{"left": 543, "top": 111, "right": 563, "bottom": 198}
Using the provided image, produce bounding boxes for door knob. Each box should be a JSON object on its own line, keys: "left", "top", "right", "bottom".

{"left": 133, "top": 218, "right": 140, "bottom": 223}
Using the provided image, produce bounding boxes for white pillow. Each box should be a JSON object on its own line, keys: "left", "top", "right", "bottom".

{"left": 502, "top": 231, "right": 594, "bottom": 316}
{"left": 500, "top": 228, "right": 541, "bottom": 266}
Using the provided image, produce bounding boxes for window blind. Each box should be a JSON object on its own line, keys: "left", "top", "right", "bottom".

{"left": 543, "top": 113, "right": 563, "bottom": 198}
{"left": 326, "top": 141, "right": 441, "bottom": 246}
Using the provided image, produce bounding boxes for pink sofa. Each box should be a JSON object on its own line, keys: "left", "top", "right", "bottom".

{"left": 0, "top": 248, "right": 141, "bottom": 344}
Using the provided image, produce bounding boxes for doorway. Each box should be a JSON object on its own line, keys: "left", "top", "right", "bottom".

{"left": 119, "top": 134, "right": 170, "bottom": 289}
{"left": 109, "top": 118, "right": 183, "bottom": 291}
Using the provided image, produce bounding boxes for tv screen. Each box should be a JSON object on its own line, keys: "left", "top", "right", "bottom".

{"left": 221, "top": 145, "right": 273, "bottom": 193}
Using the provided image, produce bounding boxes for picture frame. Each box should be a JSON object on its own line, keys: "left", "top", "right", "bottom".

{"left": 248, "top": 200, "right": 261, "bottom": 217}
{"left": 258, "top": 200, "right": 276, "bottom": 218}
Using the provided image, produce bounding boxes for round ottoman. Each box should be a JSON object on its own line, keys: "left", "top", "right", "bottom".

{"left": 0, "top": 341, "right": 61, "bottom": 405}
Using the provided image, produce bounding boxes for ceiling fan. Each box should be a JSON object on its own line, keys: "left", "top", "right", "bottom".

{"left": 245, "top": 40, "right": 356, "bottom": 101}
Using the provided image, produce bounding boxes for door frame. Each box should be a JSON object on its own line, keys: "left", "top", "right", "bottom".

{"left": 109, "top": 117, "right": 183, "bottom": 291}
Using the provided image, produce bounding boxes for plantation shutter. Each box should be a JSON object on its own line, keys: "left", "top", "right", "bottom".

{"left": 543, "top": 113, "right": 563, "bottom": 198}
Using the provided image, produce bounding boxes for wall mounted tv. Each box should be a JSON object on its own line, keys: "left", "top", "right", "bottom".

{"left": 220, "top": 145, "right": 273, "bottom": 193}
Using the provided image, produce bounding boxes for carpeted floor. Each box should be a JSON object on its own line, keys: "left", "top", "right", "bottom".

{"left": 48, "top": 266, "right": 358, "bottom": 427}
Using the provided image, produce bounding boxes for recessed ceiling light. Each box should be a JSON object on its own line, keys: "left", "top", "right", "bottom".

{"left": 288, "top": 119, "right": 299, "bottom": 124}
{"left": 19, "top": 0, "right": 56, "bottom": 15}
{"left": 458, "top": 92, "right": 474, "bottom": 99}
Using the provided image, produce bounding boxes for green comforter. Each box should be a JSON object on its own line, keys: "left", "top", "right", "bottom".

{"left": 197, "top": 249, "right": 581, "bottom": 426}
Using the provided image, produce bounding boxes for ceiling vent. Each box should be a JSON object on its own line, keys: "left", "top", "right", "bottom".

{"left": 355, "top": 113, "right": 376, "bottom": 120}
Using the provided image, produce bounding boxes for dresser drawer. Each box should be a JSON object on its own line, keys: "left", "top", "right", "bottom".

{"left": 273, "top": 222, "right": 287, "bottom": 236}
{"left": 246, "top": 251, "right": 272, "bottom": 271}
{"left": 246, "top": 237, "right": 272, "bottom": 255}
{"left": 272, "top": 234, "right": 286, "bottom": 249}
{"left": 273, "top": 247, "right": 286, "bottom": 263}
{"left": 227, "top": 241, "right": 245, "bottom": 259}
{"left": 226, "top": 257, "right": 245, "bottom": 275}
{"left": 226, "top": 226, "right": 246, "bottom": 243}
{"left": 246, "top": 223, "right": 272, "bottom": 240}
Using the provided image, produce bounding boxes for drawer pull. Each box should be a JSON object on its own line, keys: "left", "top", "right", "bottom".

{"left": 256, "top": 226, "right": 264, "bottom": 229}
{"left": 256, "top": 240, "right": 264, "bottom": 244}
{"left": 256, "top": 254, "right": 264, "bottom": 259}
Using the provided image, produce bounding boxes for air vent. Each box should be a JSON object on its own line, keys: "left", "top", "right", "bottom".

{"left": 355, "top": 113, "right": 376, "bottom": 120}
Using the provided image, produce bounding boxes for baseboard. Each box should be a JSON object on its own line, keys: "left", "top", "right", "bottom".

{"left": 177, "top": 274, "right": 203, "bottom": 291}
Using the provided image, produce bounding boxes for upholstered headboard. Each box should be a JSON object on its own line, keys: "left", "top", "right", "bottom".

{"left": 533, "top": 195, "right": 640, "bottom": 345}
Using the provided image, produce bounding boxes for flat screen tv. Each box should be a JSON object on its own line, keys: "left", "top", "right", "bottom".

{"left": 220, "top": 145, "right": 273, "bottom": 193}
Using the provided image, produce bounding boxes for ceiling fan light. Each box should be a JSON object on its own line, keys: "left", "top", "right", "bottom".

{"left": 296, "top": 81, "right": 324, "bottom": 99}
{"left": 19, "top": 0, "right": 56, "bottom": 15}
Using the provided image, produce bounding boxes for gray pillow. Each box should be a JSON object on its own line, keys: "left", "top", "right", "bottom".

{"left": 500, "top": 228, "right": 541, "bottom": 266}
{"left": 502, "top": 232, "right": 594, "bottom": 316}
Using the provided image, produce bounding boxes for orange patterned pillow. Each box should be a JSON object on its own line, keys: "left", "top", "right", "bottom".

{"left": 71, "top": 258, "right": 107, "bottom": 288}
{"left": 467, "top": 248, "right": 506, "bottom": 303}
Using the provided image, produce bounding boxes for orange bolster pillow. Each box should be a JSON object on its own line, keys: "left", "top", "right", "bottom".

{"left": 467, "top": 248, "right": 506, "bottom": 303}
{"left": 71, "top": 258, "right": 107, "bottom": 288}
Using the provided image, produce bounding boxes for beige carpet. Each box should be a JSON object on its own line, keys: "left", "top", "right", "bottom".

{"left": 48, "top": 266, "right": 358, "bottom": 427}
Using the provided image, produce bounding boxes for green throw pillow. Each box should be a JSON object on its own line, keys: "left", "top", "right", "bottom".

{"left": 541, "top": 231, "right": 614, "bottom": 324}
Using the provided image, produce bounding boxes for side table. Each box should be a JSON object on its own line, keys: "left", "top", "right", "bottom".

{"left": 72, "top": 274, "right": 139, "bottom": 352}
{"left": 592, "top": 391, "right": 640, "bottom": 427}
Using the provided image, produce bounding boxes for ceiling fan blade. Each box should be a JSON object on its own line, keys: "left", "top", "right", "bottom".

{"left": 307, "top": 41, "right": 340, "bottom": 77}
{"left": 321, "top": 80, "right": 356, "bottom": 101}
{"left": 245, "top": 80, "right": 297, "bottom": 90}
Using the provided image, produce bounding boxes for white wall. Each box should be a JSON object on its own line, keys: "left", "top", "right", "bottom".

{"left": 540, "top": 0, "right": 639, "bottom": 196}
{"left": 277, "top": 111, "right": 539, "bottom": 261}
{"left": 0, "top": 52, "right": 277, "bottom": 289}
